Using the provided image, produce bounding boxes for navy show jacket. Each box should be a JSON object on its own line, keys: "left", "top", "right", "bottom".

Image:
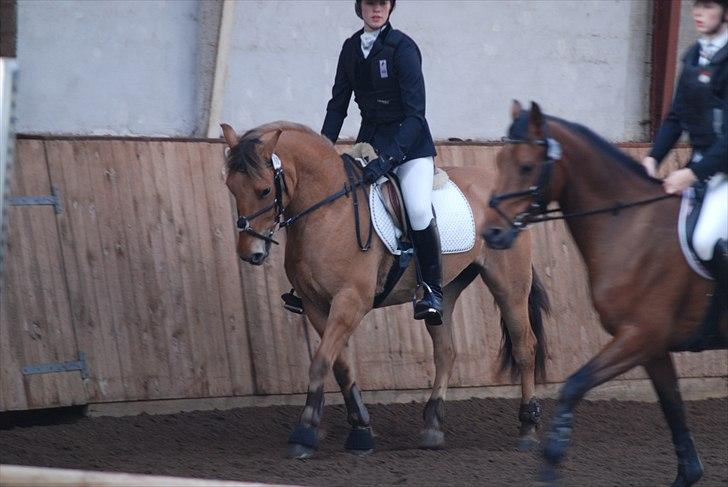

{"left": 650, "top": 41, "right": 728, "bottom": 180}
{"left": 321, "top": 23, "right": 436, "bottom": 163}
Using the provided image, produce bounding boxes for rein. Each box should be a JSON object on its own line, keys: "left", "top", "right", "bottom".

{"left": 236, "top": 153, "right": 373, "bottom": 251}
{"left": 490, "top": 136, "right": 676, "bottom": 230}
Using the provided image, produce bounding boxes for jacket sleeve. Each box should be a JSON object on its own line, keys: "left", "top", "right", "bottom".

{"left": 321, "top": 41, "right": 353, "bottom": 144}
{"left": 689, "top": 103, "right": 728, "bottom": 180}
{"left": 384, "top": 39, "right": 427, "bottom": 162}
{"left": 649, "top": 108, "right": 684, "bottom": 164}
{"left": 649, "top": 69, "right": 686, "bottom": 164}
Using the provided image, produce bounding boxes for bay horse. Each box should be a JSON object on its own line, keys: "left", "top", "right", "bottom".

{"left": 484, "top": 101, "right": 727, "bottom": 486}
{"left": 220, "top": 121, "right": 550, "bottom": 458}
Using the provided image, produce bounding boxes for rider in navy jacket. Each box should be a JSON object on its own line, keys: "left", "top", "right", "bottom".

{"left": 643, "top": 0, "right": 728, "bottom": 278}
{"left": 321, "top": 23, "right": 436, "bottom": 167}
{"left": 648, "top": 29, "right": 728, "bottom": 180}
{"left": 320, "top": 0, "right": 444, "bottom": 326}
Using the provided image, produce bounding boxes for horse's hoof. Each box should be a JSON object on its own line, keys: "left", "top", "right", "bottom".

{"left": 419, "top": 428, "right": 445, "bottom": 450}
{"left": 672, "top": 462, "right": 704, "bottom": 487}
{"left": 518, "top": 435, "right": 539, "bottom": 452}
{"left": 345, "top": 426, "right": 375, "bottom": 453}
{"left": 536, "top": 464, "right": 560, "bottom": 486}
{"left": 287, "top": 443, "right": 316, "bottom": 459}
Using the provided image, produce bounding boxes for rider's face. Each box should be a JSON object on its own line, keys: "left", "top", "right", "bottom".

{"left": 693, "top": 2, "right": 727, "bottom": 35}
{"left": 361, "top": 0, "right": 391, "bottom": 32}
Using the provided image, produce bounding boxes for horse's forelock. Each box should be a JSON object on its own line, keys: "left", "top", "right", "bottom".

{"left": 226, "top": 121, "right": 332, "bottom": 176}
{"left": 226, "top": 134, "right": 265, "bottom": 177}
{"left": 507, "top": 111, "right": 531, "bottom": 141}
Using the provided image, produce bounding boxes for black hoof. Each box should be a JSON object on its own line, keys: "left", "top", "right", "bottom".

{"left": 536, "top": 463, "right": 560, "bottom": 486}
{"left": 518, "top": 434, "right": 539, "bottom": 452}
{"left": 419, "top": 428, "right": 445, "bottom": 449}
{"left": 672, "top": 461, "right": 704, "bottom": 487}
{"left": 287, "top": 443, "right": 316, "bottom": 459}
{"left": 287, "top": 424, "right": 318, "bottom": 459}
{"left": 345, "top": 426, "right": 374, "bottom": 453}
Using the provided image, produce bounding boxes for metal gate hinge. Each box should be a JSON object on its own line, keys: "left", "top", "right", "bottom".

{"left": 9, "top": 185, "right": 63, "bottom": 214}
{"left": 22, "top": 351, "right": 89, "bottom": 379}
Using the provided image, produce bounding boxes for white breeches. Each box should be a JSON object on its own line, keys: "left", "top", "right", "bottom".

{"left": 693, "top": 172, "right": 728, "bottom": 260}
{"left": 393, "top": 156, "right": 435, "bottom": 231}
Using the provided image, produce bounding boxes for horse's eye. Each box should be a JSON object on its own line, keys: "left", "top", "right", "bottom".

{"left": 519, "top": 164, "right": 535, "bottom": 176}
{"left": 260, "top": 188, "right": 271, "bottom": 198}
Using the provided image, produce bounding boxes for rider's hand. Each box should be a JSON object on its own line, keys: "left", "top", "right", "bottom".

{"left": 663, "top": 168, "right": 697, "bottom": 195}
{"left": 362, "top": 156, "right": 394, "bottom": 184}
{"left": 641, "top": 156, "right": 658, "bottom": 178}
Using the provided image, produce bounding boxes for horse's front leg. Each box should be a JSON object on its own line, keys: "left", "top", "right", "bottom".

{"left": 540, "top": 326, "right": 652, "bottom": 484}
{"left": 287, "top": 289, "right": 370, "bottom": 459}
{"left": 644, "top": 353, "right": 703, "bottom": 487}
{"left": 332, "top": 354, "right": 374, "bottom": 454}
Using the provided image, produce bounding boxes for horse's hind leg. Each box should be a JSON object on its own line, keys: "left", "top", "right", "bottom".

{"left": 480, "top": 248, "right": 543, "bottom": 451}
{"left": 644, "top": 353, "right": 703, "bottom": 487}
{"left": 420, "top": 265, "right": 478, "bottom": 449}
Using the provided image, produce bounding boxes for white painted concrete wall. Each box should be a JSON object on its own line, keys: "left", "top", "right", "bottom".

{"left": 16, "top": 0, "right": 200, "bottom": 136}
{"left": 17, "top": 0, "right": 655, "bottom": 141}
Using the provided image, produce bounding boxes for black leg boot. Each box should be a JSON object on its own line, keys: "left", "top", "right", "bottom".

{"left": 709, "top": 239, "right": 727, "bottom": 290}
{"left": 411, "top": 218, "right": 443, "bottom": 326}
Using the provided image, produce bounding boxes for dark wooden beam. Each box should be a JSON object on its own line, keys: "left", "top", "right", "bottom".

{"left": 650, "top": 0, "right": 682, "bottom": 140}
{"left": 0, "top": 0, "right": 17, "bottom": 58}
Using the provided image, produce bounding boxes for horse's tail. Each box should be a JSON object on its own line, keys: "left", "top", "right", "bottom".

{"left": 499, "top": 267, "right": 550, "bottom": 383}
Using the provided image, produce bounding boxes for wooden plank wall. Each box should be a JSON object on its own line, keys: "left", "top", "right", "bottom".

{"left": 0, "top": 141, "right": 86, "bottom": 410}
{"left": 1, "top": 138, "right": 725, "bottom": 411}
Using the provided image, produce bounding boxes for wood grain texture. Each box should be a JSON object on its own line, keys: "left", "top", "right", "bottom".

{"left": 2, "top": 139, "right": 724, "bottom": 411}
{"left": 0, "top": 140, "right": 87, "bottom": 411}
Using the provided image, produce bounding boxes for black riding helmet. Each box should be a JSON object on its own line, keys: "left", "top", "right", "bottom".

{"left": 355, "top": 0, "right": 397, "bottom": 19}
{"left": 694, "top": 0, "right": 728, "bottom": 11}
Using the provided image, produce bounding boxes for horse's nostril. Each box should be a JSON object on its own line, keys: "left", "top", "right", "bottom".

{"left": 485, "top": 227, "right": 503, "bottom": 240}
{"left": 250, "top": 252, "right": 265, "bottom": 265}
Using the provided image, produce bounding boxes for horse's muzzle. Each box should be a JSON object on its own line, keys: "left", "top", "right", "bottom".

{"left": 240, "top": 251, "right": 268, "bottom": 266}
{"left": 482, "top": 226, "right": 519, "bottom": 250}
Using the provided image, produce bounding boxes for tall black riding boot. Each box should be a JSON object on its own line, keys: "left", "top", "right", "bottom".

{"left": 710, "top": 239, "right": 728, "bottom": 289}
{"left": 411, "top": 218, "right": 443, "bottom": 326}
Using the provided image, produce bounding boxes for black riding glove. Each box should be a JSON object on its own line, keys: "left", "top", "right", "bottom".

{"left": 361, "top": 156, "right": 395, "bottom": 184}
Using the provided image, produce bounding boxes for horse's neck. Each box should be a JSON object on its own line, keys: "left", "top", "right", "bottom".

{"left": 556, "top": 133, "right": 670, "bottom": 272}
{"left": 281, "top": 141, "right": 349, "bottom": 232}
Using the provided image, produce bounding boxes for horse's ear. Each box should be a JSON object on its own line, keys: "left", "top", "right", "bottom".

{"left": 220, "top": 123, "right": 239, "bottom": 148}
{"left": 511, "top": 100, "right": 522, "bottom": 120}
{"left": 528, "top": 101, "right": 545, "bottom": 137}
{"left": 261, "top": 129, "right": 283, "bottom": 158}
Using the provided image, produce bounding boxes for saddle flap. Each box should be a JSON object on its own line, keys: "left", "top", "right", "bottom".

{"left": 370, "top": 171, "right": 476, "bottom": 256}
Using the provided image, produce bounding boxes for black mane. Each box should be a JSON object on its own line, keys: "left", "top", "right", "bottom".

{"left": 508, "top": 111, "right": 658, "bottom": 183}
{"left": 225, "top": 121, "right": 330, "bottom": 177}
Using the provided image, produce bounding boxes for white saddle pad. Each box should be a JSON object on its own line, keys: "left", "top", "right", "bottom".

{"left": 678, "top": 187, "right": 712, "bottom": 279}
{"left": 370, "top": 178, "right": 476, "bottom": 255}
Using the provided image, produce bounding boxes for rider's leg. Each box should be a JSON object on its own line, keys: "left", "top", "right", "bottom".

{"left": 692, "top": 173, "right": 727, "bottom": 262}
{"left": 394, "top": 156, "right": 443, "bottom": 325}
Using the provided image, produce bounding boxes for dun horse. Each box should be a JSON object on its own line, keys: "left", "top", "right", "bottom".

{"left": 484, "top": 101, "right": 726, "bottom": 486}
{"left": 221, "top": 121, "right": 549, "bottom": 458}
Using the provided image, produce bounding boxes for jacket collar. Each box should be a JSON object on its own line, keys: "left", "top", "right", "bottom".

{"left": 683, "top": 39, "right": 728, "bottom": 66}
